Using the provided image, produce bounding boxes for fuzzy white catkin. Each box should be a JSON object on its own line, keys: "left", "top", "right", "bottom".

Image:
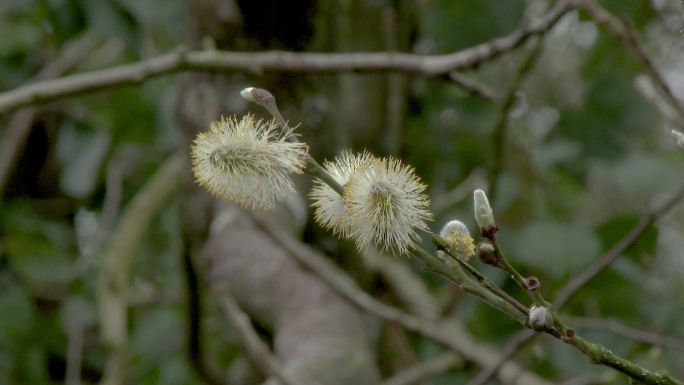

{"left": 191, "top": 114, "right": 308, "bottom": 210}
{"left": 438, "top": 220, "right": 475, "bottom": 263}
{"left": 343, "top": 157, "right": 432, "bottom": 255}
{"left": 310, "top": 150, "right": 374, "bottom": 236}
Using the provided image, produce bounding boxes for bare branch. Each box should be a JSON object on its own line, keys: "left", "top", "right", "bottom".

{"left": 380, "top": 353, "right": 463, "bottom": 385}
{"left": 97, "top": 154, "right": 184, "bottom": 385}
{"left": 216, "top": 286, "right": 299, "bottom": 385}
{"left": 465, "top": 180, "right": 684, "bottom": 385}
{"left": 252, "top": 217, "right": 553, "bottom": 385}
{"left": 488, "top": 38, "right": 544, "bottom": 203}
{"left": 463, "top": 329, "right": 536, "bottom": 385}
{"left": 564, "top": 316, "right": 684, "bottom": 351}
{"left": 0, "top": 33, "right": 101, "bottom": 196}
{"left": 576, "top": 0, "right": 684, "bottom": 126}
{"left": 0, "top": 0, "right": 574, "bottom": 115}
{"left": 554, "top": 181, "right": 684, "bottom": 308}
{"left": 444, "top": 72, "right": 499, "bottom": 101}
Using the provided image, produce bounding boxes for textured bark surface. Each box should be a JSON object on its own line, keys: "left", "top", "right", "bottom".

{"left": 202, "top": 208, "right": 380, "bottom": 385}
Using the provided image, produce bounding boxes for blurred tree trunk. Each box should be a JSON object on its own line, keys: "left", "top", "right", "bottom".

{"left": 175, "top": 1, "right": 381, "bottom": 384}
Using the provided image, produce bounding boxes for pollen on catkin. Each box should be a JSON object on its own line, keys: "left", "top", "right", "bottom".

{"left": 310, "top": 150, "right": 374, "bottom": 236}
{"left": 190, "top": 114, "right": 308, "bottom": 210}
{"left": 343, "top": 157, "right": 432, "bottom": 255}
{"left": 437, "top": 220, "right": 475, "bottom": 266}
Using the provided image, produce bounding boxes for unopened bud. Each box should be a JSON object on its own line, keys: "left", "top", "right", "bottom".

{"left": 525, "top": 276, "right": 540, "bottom": 291}
{"left": 473, "top": 189, "right": 497, "bottom": 236}
{"left": 240, "top": 87, "right": 274, "bottom": 106}
{"left": 672, "top": 129, "right": 684, "bottom": 149}
{"left": 476, "top": 242, "right": 498, "bottom": 266}
{"left": 528, "top": 305, "right": 553, "bottom": 331}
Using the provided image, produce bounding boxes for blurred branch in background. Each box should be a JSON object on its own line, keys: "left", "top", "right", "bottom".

{"left": 443, "top": 72, "right": 499, "bottom": 102}
{"left": 216, "top": 286, "right": 297, "bottom": 385}
{"left": 431, "top": 167, "right": 487, "bottom": 217}
{"left": 488, "top": 38, "right": 544, "bottom": 203}
{"left": 564, "top": 315, "right": 684, "bottom": 351}
{"left": 97, "top": 154, "right": 184, "bottom": 385}
{"left": 379, "top": 352, "right": 464, "bottom": 385}
{"left": 0, "top": 32, "right": 101, "bottom": 197}
{"left": 0, "top": 0, "right": 574, "bottom": 116}
{"left": 575, "top": 0, "right": 684, "bottom": 126}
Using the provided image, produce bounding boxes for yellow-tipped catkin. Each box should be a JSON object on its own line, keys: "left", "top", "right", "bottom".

{"left": 191, "top": 114, "right": 308, "bottom": 210}
{"left": 439, "top": 220, "right": 476, "bottom": 264}
{"left": 310, "top": 150, "right": 374, "bottom": 236}
{"left": 343, "top": 157, "right": 431, "bottom": 255}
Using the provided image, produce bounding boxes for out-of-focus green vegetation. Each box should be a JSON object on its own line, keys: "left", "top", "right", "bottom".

{"left": 1, "top": 0, "right": 683, "bottom": 384}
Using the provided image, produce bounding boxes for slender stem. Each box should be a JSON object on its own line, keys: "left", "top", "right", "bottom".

{"left": 253, "top": 90, "right": 345, "bottom": 195}
{"left": 412, "top": 245, "right": 528, "bottom": 325}
{"left": 489, "top": 237, "right": 546, "bottom": 306}
{"left": 432, "top": 234, "right": 529, "bottom": 315}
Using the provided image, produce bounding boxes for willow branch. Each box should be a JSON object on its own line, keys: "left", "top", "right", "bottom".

{"left": 380, "top": 352, "right": 464, "bottom": 385}
{"left": 554, "top": 181, "right": 684, "bottom": 308}
{"left": 565, "top": 316, "right": 684, "bottom": 351}
{"left": 97, "top": 153, "right": 184, "bottom": 385}
{"left": 444, "top": 72, "right": 499, "bottom": 101}
{"left": 576, "top": 0, "right": 684, "bottom": 125}
{"left": 466, "top": 181, "right": 684, "bottom": 385}
{"left": 0, "top": 32, "right": 101, "bottom": 196}
{"left": 0, "top": 0, "right": 574, "bottom": 116}
{"left": 252, "top": 217, "right": 552, "bottom": 385}
{"left": 488, "top": 38, "right": 544, "bottom": 203}
{"left": 215, "top": 286, "right": 299, "bottom": 385}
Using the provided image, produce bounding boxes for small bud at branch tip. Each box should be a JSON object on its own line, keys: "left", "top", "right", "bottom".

{"left": 240, "top": 86, "right": 275, "bottom": 106}
{"left": 473, "top": 189, "right": 496, "bottom": 231}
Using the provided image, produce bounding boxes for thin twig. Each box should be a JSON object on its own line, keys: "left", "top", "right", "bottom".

{"left": 65, "top": 323, "right": 84, "bottom": 385}
{"left": 432, "top": 235, "right": 530, "bottom": 315}
{"left": 431, "top": 167, "right": 487, "bottom": 216}
{"left": 465, "top": 181, "right": 684, "bottom": 385}
{"left": 463, "top": 329, "right": 536, "bottom": 385}
{"left": 0, "top": 33, "right": 101, "bottom": 196}
{"left": 252, "top": 216, "right": 553, "bottom": 385}
{"left": 0, "top": 0, "right": 574, "bottom": 115}
{"left": 554, "top": 181, "right": 684, "bottom": 308}
{"left": 488, "top": 38, "right": 544, "bottom": 203}
{"left": 564, "top": 316, "right": 684, "bottom": 351}
{"left": 576, "top": 0, "right": 684, "bottom": 125}
{"left": 444, "top": 72, "right": 499, "bottom": 101}
{"left": 216, "top": 286, "right": 299, "bottom": 385}
{"left": 97, "top": 153, "right": 184, "bottom": 385}
{"left": 380, "top": 353, "right": 463, "bottom": 385}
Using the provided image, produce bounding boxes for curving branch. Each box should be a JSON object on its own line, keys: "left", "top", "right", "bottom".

{"left": 252, "top": 216, "right": 553, "bottom": 385}
{"left": 0, "top": 0, "right": 574, "bottom": 116}
{"left": 575, "top": 0, "right": 684, "bottom": 125}
{"left": 564, "top": 316, "right": 684, "bottom": 351}
{"left": 465, "top": 180, "right": 684, "bottom": 385}
{"left": 216, "top": 286, "right": 298, "bottom": 385}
